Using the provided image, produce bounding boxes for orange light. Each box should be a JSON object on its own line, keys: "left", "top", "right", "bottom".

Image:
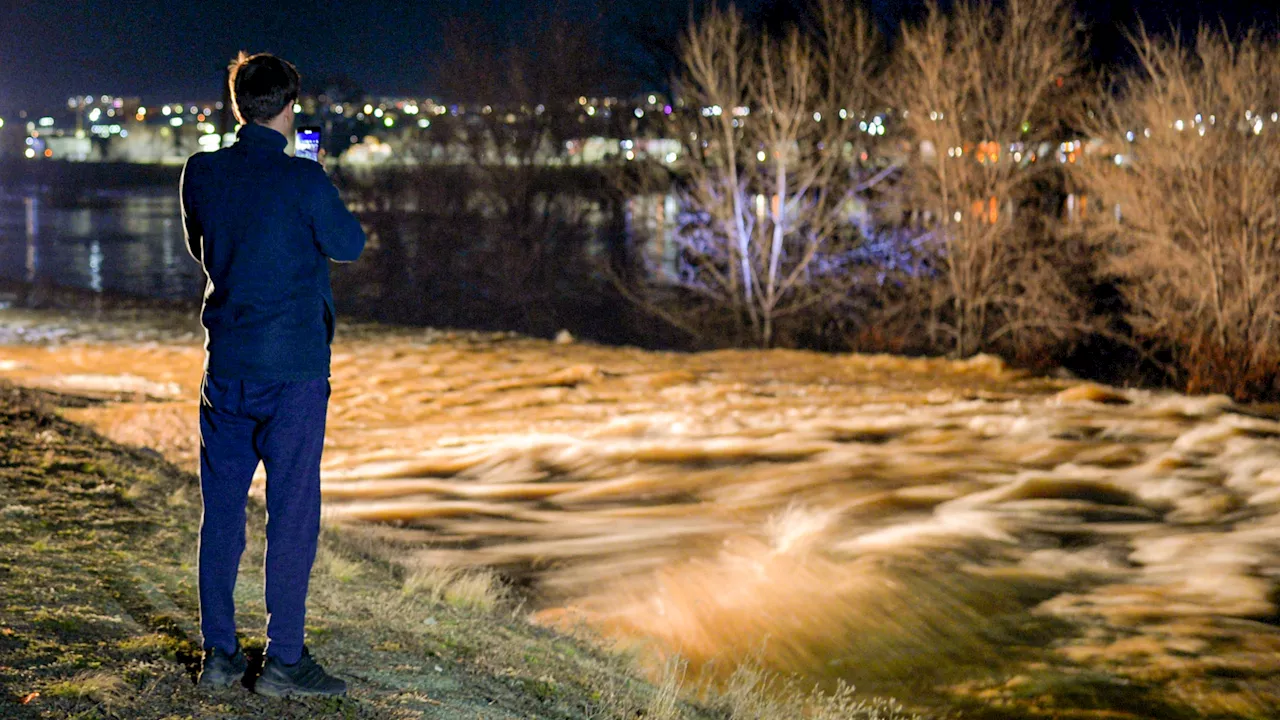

{"left": 989, "top": 196, "right": 998, "bottom": 223}
{"left": 43, "top": 148, "right": 52, "bottom": 158}
{"left": 197, "top": 113, "right": 205, "bottom": 121}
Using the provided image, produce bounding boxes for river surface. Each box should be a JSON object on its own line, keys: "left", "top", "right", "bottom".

{"left": 0, "top": 191, "right": 204, "bottom": 300}
{"left": 0, "top": 305, "right": 1277, "bottom": 718}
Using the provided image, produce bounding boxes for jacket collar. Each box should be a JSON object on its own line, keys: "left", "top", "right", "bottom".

{"left": 236, "top": 122, "right": 288, "bottom": 152}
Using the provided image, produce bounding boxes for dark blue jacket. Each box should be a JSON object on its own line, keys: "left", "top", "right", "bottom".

{"left": 181, "top": 123, "right": 365, "bottom": 381}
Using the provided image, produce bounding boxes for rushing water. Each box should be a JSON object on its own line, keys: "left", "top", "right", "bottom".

{"left": 0, "top": 307, "right": 1277, "bottom": 717}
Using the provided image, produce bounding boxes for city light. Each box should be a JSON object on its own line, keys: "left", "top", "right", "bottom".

{"left": 24, "top": 148, "right": 34, "bottom": 159}
{"left": 38, "top": 117, "right": 54, "bottom": 127}
{"left": 163, "top": 106, "right": 171, "bottom": 116}
{"left": 293, "top": 103, "right": 302, "bottom": 113}
{"left": 417, "top": 118, "right": 430, "bottom": 128}
{"left": 0, "top": 118, "right": 4, "bottom": 129}
{"left": 170, "top": 117, "right": 183, "bottom": 127}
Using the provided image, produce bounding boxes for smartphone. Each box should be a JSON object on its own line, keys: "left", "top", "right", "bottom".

{"left": 295, "top": 126, "right": 322, "bottom": 161}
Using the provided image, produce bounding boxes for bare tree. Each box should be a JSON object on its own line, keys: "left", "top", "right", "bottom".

{"left": 1077, "top": 26, "right": 1280, "bottom": 399}
{"left": 889, "top": 0, "right": 1089, "bottom": 359}
{"left": 630, "top": 0, "right": 885, "bottom": 348}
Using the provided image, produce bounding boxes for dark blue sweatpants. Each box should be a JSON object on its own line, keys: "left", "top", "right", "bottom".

{"left": 198, "top": 373, "right": 329, "bottom": 665}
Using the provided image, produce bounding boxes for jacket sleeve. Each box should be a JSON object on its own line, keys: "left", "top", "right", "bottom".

{"left": 179, "top": 156, "right": 203, "bottom": 263}
{"left": 303, "top": 164, "right": 366, "bottom": 263}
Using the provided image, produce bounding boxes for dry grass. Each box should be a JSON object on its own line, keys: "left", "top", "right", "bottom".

{"left": 709, "top": 662, "right": 922, "bottom": 720}
{"left": 314, "top": 545, "right": 365, "bottom": 584}
{"left": 43, "top": 670, "right": 127, "bottom": 706}
{"left": 401, "top": 562, "right": 505, "bottom": 612}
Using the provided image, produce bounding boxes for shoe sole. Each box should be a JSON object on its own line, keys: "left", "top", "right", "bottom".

{"left": 197, "top": 671, "right": 245, "bottom": 689}
{"left": 254, "top": 678, "right": 347, "bottom": 698}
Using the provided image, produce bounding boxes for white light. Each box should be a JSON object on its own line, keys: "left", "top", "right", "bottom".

{"left": 1209, "top": 115, "right": 1216, "bottom": 125}
{"left": 1125, "top": 131, "right": 1135, "bottom": 142}
{"left": 89, "top": 108, "right": 101, "bottom": 122}
{"left": 25, "top": 148, "right": 35, "bottom": 158}
{"left": 162, "top": 106, "right": 171, "bottom": 116}
{"left": 384, "top": 116, "right": 393, "bottom": 127}
{"left": 1114, "top": 154, "right": 1123, "bottom": 165}
{"left": 0, "top": 118, "right": 5, "bottom": 129}
{"left": 120, "top": 129, "right": 128, "bottom": 138}
{"left": 38, "top": 117, "right": 54, "bottom": 127}
{"left": 363, "top": 104, "right": 373, "bottom": 114}
{"left": 839, "top": 108, "right": 848, "bottom": 119}
{"left": 635, "top": 108, "right": 644, "bottom": 118}
{"left": 417, "top": 118, "right": 430, "bottom": 128}
{"left": 1013, "top": 151, "right": 1022, "bottom": 162}
{"left": 953, "top": 211, "right": 962, "bottom": 222}
{"left": 665, "top": 152, "right": 677, "bottom": 163}
{"left": 170, "top": 117, "right": 183, "bottom": 127}
{"left": 1246, "top": 110, "right": 1253, "bottom": 120}
{"left": 929, "top": 111, "right": 938, "bottom": 121}
{"left": 757, "top": 150, "right": 766, "bottom": 162}
{"left": 1273, "top": 113, "right": 1279, "bottom": 123}
{"left": 1198, "top": 126, "right": 1206, "bottom": 137}
{"left": 1144, "top": 128, "right": 1151, "bottom": 138}
{"left": 333, "top": 104, "right": 344, "bottom": 114}
{"left": 1174, "top": 119, "right": 1184, "bottom": 131}
{"left": 625, "top": 150, "right": 635, "bottom": 160}
{"left": 189, "top": 106, "right": 198, "bottom": 114}
{"left": 374, "top": 108, "right": 384, "bottom": 118}
{"left": 586, "top": 106, "right": 596, "bottom": 116}
{"left": 648, "top": 94, "right": 657, "bottom": 105}
{"left": 1255, "top": 117, "right": 1264, "bottom": 135}
{"left": 877, "top": 125, "right": 885, "bottom": 136}
{"left": 1194, "top": 114, "right": 1202, "bottom": 124}
{"left": 813, "top": 112, "right": 822, "bottom": 122}
{"left": 711, "top": 105, "right": 722, "bottom": 116}
{"left": 293, "top": 103, "right": 302, "bottom": 113}
{"left": 860, "top": 121, "right": 868, "bottom": 131}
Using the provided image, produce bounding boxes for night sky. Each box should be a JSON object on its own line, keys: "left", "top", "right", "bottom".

{"left": 0, "top": 0, "right": 1271, "bottom": 114}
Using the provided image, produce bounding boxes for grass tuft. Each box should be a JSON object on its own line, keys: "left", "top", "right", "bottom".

{"left": 44, "top": 670, "right": 127, "bottom": 705}
{"left": 402, "top": 562, "right": 505, "bottom": 612}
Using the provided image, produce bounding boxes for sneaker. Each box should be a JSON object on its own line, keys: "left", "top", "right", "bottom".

{"left": 197, "top": 645, "right": 247, "bottom": 688}
{"left": 254, "top": 646, "right": 347, "bottom": 698}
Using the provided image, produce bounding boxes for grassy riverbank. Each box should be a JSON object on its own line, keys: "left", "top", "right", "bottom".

{"left": 0, "top": 381, "right": 919, "bottom": 719}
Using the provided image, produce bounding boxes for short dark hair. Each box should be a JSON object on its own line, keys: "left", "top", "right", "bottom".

{"left": 228, "top": 52, "right": 300, "bottom": 125}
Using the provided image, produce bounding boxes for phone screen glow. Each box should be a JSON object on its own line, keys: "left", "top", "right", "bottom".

{"left": 295, "top": 129, "right": 321, "bottom": 161}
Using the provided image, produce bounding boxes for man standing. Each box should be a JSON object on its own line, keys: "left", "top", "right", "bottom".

{"left": 181, "top": 52, "right": 365, "bottom": 697}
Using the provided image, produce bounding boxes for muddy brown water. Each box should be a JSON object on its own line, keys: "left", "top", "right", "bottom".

{"left": 2, "top": 309, "right": 1278, "bottom": 715}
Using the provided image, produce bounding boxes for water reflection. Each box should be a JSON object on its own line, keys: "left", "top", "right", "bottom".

{"left": 23, "top": 196, "right": 37, "bottom": 284}
{"left": 0, "top": 190, "right": 205, "bottom": 300}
